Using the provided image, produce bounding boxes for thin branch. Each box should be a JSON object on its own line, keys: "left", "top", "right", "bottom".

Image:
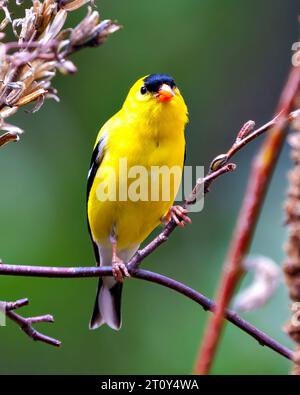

{"left": 5, "top": 297, "right": 28, "bottom": 310}
{"left": 129, "top": 109, "right": 299, "bottom": 272}
{"left": 128, "top": 163, "right": 236, "bottom": 271}
{"left": 195, "top": 65, "right": 300, "bottom": 375}
{"left": 226, "top": 110, "right": 299, "bottom": 160}
{"left": 2, "top": 298, "right": 60, "bottom": 347}
{"left": 0, "top": 263, "right": 293, "bottom": 361}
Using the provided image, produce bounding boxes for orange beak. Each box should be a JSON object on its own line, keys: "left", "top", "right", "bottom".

{"left": 157, "top": 84, "right": 175, "bottom": 102}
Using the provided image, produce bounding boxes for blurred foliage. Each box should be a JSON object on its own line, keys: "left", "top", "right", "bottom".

{"left": 0, "top": 0, "right": 299, "bottom": 374}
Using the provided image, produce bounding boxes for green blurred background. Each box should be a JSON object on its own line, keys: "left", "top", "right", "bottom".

{"left": 0, "top": 0, "right": 299, "bottom": 374}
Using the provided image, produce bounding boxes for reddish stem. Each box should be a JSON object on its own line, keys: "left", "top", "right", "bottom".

{"left": 195, "top": 66, "right": 300, "bottom": 375}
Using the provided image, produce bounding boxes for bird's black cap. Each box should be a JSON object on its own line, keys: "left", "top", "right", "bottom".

{"left": 143, "top": 74, "right": 175, "bottom": 93}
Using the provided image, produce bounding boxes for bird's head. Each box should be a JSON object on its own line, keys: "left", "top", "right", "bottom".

{"left": 122, "top": 74, "right": 188, "bottom": 125}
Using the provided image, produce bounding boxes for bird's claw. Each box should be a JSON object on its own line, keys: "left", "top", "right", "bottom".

{"left": 164, "top": 205, "right": 192, "bottom": 228}
{"left": 112, "top": 260, "right": 130, "bottom": 282}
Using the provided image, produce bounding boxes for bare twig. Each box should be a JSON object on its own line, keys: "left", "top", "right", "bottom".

{"left": 129, "top": 110, "right": 298, "bottom": 272}
{"left": 2, "top": 298, "right": 60, "bottom": 347}
{"left": 5, "top": 297, "right": 29, "bottom": 310}
{"left": 128, "top": 163, "right": 236, "bottom": 271}
{"left": 196, "top": 65, "right": 300, "bottom": 375}
{"left": 0, "top": 263, "right": 293, "bottom": 360}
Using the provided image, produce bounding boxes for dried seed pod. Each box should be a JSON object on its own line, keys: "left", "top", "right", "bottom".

{"left": 0, "top": 1, "right": 11, "bottom": 31}
{"left": 0, "top": 131, "right": 20, "bottom": 147}
{"left": 89, "top": 20, "right": 121, "bottom": 46}
{"left": 59, "top": 0, "right": 90, "bottom": 11}
{"left": 0, "top": 106, "right": 18, "bottom": 118}
{"left": 25, "top": 94, "right": 45, "bottom": 113}
{"left": 1, "top": 123, "right": 24, "bottom": 135}
{"left": 69, "top": 7, "right": 99, "bottom": 47}
{"left": 0, "top": 0, "right": 120, "bottom": 141}
{"left": 57, "top": 59, "right": 77, "bottom": 74}
{"left": 15, "top": 88, "right": 47, "bottom": 106}
{"left": 41, "top": 9, "right": 67, "bottom": 44}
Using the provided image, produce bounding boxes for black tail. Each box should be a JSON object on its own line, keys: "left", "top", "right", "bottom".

{"left": 89, "top": 277, "right": 123, "bottom": 330}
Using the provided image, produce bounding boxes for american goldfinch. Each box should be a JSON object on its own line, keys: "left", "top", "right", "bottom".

{"left": 87, "top": 74, "right": 190, "bottom": 330}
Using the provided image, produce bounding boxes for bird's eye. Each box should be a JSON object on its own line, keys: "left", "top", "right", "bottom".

{"left": 140, "top": 86, "right": 147, "bottom": 95}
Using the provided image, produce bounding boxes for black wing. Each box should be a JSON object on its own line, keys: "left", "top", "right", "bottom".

{"left": 87, "top": 136, "right": 105, "bottom": 265}
{"left": 87, "top": 137, "right": 105, "bottom": 201}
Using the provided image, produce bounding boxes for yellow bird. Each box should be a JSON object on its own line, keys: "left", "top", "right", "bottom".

{"left": 87, "top": 74, "right": 190, "bottom": 330}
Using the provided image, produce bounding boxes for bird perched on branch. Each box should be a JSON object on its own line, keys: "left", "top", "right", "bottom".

{"left": 87, "top": 74, "right": 190, "bottom": 330}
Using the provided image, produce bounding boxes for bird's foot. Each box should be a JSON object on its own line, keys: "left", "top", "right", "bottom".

{"left": 112, "top": 258, "right": 130, "bottom": 283}
{"left": 162, "top": 205, "right": 192, "bottom": 228}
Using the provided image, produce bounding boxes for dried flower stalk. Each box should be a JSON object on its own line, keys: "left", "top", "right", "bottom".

{"left": 0, "top": 0, "right": 120, "bottom": 141}
{"left": 283, "top": 98, "right": 300, "bottom": 374}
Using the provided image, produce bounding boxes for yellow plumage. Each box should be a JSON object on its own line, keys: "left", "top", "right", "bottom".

{"left": 87, "top": 74, "right": 188, "bottom": 330}
{"left": 88, "top": 76, "right": 188, "bottom": 248}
